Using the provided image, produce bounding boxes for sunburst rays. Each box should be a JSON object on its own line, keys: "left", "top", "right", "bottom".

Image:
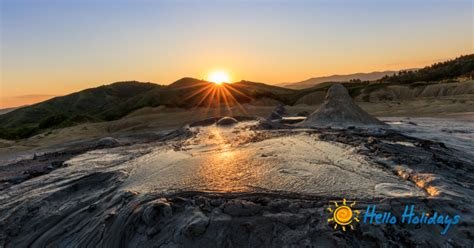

{"left": 180, "top": 81, "right": 252, "bottom": 117}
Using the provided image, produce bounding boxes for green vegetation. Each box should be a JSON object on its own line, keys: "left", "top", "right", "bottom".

{"left": 380, "top": 54, "right": 474, "bottom": 84}
{"left": 0, "top": 55, "right": 472, "bottom": 140}
{"left": 0, "top": 81, "right": 160, "bottom": 139}
{"left": 39, "top": 114, "right": 68, "bottom": 129}
{"left": 0, "top": 79, "right": 295, "bottom": 140}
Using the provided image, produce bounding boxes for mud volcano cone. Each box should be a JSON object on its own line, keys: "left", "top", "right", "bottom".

{"left": 300, "top": 84, "right": 385, "bottom": 128}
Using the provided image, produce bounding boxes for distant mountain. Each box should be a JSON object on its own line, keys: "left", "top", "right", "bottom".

{"left": 282, "top": 71, "right": 399, "bottom": 89}
{"left": 380, "top": 54, "right": 474, "bottom": 84}
{"left": 1, "top": 55, "right": 472, "bottom": 140}
{"left": 0, "top": 107, "right": 21, "bottom": 116}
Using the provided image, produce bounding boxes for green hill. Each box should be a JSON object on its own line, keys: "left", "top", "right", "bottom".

{"left": 1, "top": 54, "right": 473, "bottom": 140}
{"left": 0, "top": 78, "right": 296, "bottom": 139}
{"left": 0, "top": 81, "right": 162, "bottom": 139}
{"left": 287, "top": 54, "right": 474, "bottom": 103}
{"left": 380, "top": 54, "right": 474, "bottom": 84}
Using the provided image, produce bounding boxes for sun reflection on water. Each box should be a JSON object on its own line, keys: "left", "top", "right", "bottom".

{"left": 194, "top": 126, "right": 267, "bottom": 192}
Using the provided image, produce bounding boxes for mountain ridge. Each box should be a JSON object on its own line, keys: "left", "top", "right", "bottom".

{"left": 1, "top": 54, "right": 473, "bottom": 140}
{"left": 281, "top": 70, "right": 400, "bottom": 89}
{"left": 0, "top": 78, "right": 297, "bottom": 139}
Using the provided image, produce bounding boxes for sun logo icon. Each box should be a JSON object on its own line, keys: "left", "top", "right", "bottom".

{"left": 327, "top": 198, "right": 360, "bottom": 231}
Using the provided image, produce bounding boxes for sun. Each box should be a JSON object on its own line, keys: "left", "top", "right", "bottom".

{"left": 208, "top": 70, "right": 230, "bottom": 85}
{"left": 327, "top": 198, "right": 360, "bottom": 231}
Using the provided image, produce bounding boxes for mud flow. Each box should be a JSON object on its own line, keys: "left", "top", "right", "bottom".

{"left": 1, "top": 119, "right": 473, "bottom": 247}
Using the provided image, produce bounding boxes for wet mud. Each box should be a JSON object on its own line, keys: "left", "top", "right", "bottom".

{"left": 0, "top": 118, "right": 473, "bottom": 247}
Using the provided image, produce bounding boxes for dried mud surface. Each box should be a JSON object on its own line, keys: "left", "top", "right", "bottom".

{"left": 1, "top": 119, "right": 473, "bottom": 247}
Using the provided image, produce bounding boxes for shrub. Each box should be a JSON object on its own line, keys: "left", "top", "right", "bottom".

{"left": 39, "top": 114, "right": 68, "bottom": 129}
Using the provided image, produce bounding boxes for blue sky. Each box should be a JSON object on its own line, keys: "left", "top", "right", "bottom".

{"left": 1, "top": 0, "right": 472, "bottom": 107}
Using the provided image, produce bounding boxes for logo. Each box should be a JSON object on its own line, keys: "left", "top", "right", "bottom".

{"left": 327, "top": 199, "right": 461, "bottom": 235}
{"left": 327, "top": 198, "right": 360, "bottom": 231}
{"left": 364, "top": 204, "right": 461, "bottom": 235}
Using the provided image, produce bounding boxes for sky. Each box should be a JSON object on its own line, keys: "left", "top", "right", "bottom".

{"left": 1, "top": 0, "right": 473, "bottom": 108}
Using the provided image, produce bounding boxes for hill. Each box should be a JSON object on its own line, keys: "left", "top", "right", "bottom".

{"left": 0, "top": 81, "right": 162, "bottom": 139}
{"left": 292, "top": 54, "right": 474, "bottom": 104}
{"left": 0, "top": 79, "right": 295, "bottom": 139}
{"left": 282, "top": 71, "right": 399, "bottom": 89}
{"left": 0, "top": 107, "right": 20, "bottom": 116}
{"left": 1, "top": 54, "right": 473, "bottom": 140}
{"left": 380, "top": 54, "right": 474, "bottom": 83}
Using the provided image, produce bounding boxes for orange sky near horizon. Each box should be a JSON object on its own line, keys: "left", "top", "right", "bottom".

{"left": 1, "top": 0, "right": 472, "bottom": 109}
{"left": 0, "top": 53, "right": 470, "bottom": 109}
